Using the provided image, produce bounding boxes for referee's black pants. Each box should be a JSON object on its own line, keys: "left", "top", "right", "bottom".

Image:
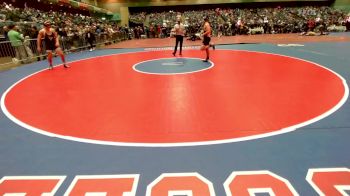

{"left": 173, "top": 35, "right": 184, "bottom": 54}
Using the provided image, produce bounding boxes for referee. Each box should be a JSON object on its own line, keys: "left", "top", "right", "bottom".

{"left": 172, "top": 20, "right": 185, "bottom": 56}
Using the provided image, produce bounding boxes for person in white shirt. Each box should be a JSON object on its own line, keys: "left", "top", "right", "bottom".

{"left": 172, "top": 20, "right": 185, "bottom": 56}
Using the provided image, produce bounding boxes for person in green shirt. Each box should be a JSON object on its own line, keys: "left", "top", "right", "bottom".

{"left": 7, "top": 23, "right": 27, "bottom": 63}
{"left": 7, "top": 23, "right": 23, "bottom": 47}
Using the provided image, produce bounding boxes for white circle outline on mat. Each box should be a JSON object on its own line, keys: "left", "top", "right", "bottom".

{"left": 1, "top": 49, "right": 348, "bottom": 147}
{"left": 132, "top": 57, "right": 214, "bottom": 75}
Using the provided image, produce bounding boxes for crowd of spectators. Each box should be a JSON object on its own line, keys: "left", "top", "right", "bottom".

{"left": 129, "top": 6, "right": 350, "bottom": 39}
{"left": 0, "top": 2, "right": 128, "bottom": 64}
{"left": 0, "top": 2, "right": 128, "bottom": 45}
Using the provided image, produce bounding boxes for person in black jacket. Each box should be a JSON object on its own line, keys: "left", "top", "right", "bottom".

{"left": 86, "top": 27, "right": 96, "bottom": 51}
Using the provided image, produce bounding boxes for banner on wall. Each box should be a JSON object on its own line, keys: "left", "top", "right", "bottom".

{"left": 110, "top": 13, "right": 121, "bottom": 21}
{"left": 59, "top": 0, "right": 70, "bottom": 4}
{"left": 93, "top": 7, "right": 101, "bottom": 12}
{"left": 79, "top": 2, "right": 89, "bottom": 9}
{"left": 46, "top": 0, "right": 110, "bottom": 14}
{"left": 69, "top": 0, "right": 79, "bottom": 8}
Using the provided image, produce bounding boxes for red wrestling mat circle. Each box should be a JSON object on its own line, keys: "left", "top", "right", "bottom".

{"left": 2, "top": 50, "right": 347, "bottom": 146}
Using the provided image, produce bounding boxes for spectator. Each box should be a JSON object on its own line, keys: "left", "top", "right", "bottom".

{"left": 29, "top": 26, "right": 38, "bottom": 39}
{"left": 7, "top": 23, "right": 26, "bottom": 63}
{"left": 85, "top": 27, "right": 96, "bottom": 51}
{"left": 307, "top": 17, "right": 316, "bottom": 32}
{"left": 346, "top": 15, "right": 350, "bottom": 32}
{"left": 28, "top": 26, "right": 40, "bottom": 61}
{"left": 0, "top": 13, "right": 6, "bottom": 22}
{"left": 3, "top": 26, "right": 9, "bottom": 40}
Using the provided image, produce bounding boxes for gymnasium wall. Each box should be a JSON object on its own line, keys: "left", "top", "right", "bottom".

{"left": 332, "top": 0, "right": 350, "bottom": 11}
